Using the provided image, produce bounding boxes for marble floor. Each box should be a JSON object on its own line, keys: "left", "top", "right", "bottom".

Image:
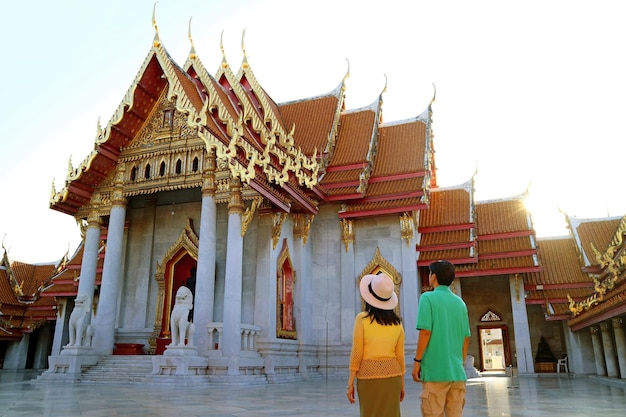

{"left": 1, "top": 371, "right": 626, "bottom": 416}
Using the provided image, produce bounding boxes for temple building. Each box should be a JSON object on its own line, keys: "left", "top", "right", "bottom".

{"left": 1, "top": 20, "right": 625, "bottom": 384}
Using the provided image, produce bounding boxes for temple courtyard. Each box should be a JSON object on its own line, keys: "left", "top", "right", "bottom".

{"left": 1, "top": 371, "right": 625, "bottom": 416}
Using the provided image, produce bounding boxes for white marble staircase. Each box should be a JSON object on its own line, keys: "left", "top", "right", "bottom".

{"left": 78, "top": 355, "right": 154, "bottom": 384}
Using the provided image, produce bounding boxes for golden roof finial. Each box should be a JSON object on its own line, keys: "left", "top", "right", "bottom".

{"left": 241, "top": 29, "right": 249, "bottom": 68}
{"left": 188, "top": 17, "right": 196, "bottom": 59}
{"left": 220, "top": 30, "right": 228, "bottom": 68}
{"left": 152, "top": 2, "right": 161, "bottom": 47}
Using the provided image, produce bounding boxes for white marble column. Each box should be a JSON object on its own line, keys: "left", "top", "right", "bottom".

{"left": 400, "top": 213, "right": 419, "bottom": 344}
{"left": 221, "top": 176, "right": 244, "bottom": 374}
{"left": 50, "top": 299, "right": 68, "bottom": 355}
{"left": 253, "top": 213, "right": 278, "bottom": 340}
{"left": 93, "top": 167, "right": 127, "bottom": 356}
{"left": 3, "top": 334, "right": 30, "bottom": 369}
{"left": 601, "top": 321, "right": 619, "bottom": 377}
{"left": 509, "top": 274, "right": 534, "bottom": 374}
{"left": 193, "top": 150, "right": 217, "bottom": 354}
{"left": 591, "top": 325, "right": 607, "bottom": 375}
{"left": 340, "top": 219, "right": 356, "bottom": 345}
{"left": 292, "top": 214, "right": 313, "bottom": 373}
{"left": 59, "top": 208, "right": 102, "bottom": 353}
{"left": 612, "top": 318, "right": 626, "bottom": 379}
{"left": 77, "top": 209, "right": 102, "bottom": 300}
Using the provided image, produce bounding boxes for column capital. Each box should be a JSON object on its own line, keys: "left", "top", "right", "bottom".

{"left": 202, "top": 148, "right": 217, "bottom": 196}
{"left": 111, "top": 164, "right": 127, "bottom": 207}
{"left": 600, "top": 321, "right": 611, "bottom": 332}
{"left": 228, "top": 176, "right": 244, "bottom": 214}
{"left": 612, "top": 317, "right": 624, "bottom": 328}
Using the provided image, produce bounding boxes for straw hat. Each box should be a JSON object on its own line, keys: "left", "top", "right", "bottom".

{"left": 359, "top": 273, "right": 398, "bottom": 310}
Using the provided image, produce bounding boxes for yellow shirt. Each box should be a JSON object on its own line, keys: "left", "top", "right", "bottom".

{"left": 349, "top": 311, "right": 405, "bottom": 379}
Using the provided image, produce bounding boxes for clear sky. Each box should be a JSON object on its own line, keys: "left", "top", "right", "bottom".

{"left": 1, "top": 0, "right": 625, "bottom": 262}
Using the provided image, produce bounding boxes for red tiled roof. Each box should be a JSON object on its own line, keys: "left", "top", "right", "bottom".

{"left": 280, "top": 95, "right": 340, "bottom": 156}
{"left": 328, "top": 110, "right": 376, "bottom": 167}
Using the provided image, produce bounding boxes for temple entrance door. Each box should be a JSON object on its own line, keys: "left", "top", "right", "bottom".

{"left": 155, "top": 252, "right": 197, "bottom": 354}
{"left": 478, "top": 325, "right": 510, "bottom": 371}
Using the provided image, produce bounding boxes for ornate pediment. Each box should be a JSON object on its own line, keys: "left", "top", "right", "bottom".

{"left": 480, "top": 309, "right": 502, "bottom": 322}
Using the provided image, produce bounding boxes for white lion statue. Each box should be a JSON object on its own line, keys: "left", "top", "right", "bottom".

{"left": 170, "top": 286, "right": 195, "bottom": 347}
{"left": 68, "top": 294, "right": 92, "bottom": 347}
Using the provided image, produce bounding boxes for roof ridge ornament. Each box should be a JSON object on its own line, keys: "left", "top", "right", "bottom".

{"left": 152, "top": 2, "right": 161, "bottom": 47}
{"left": 220, "top": 30, "right": 228, "bottom": 69}
{"left": 188, "top": 17, "right": 196, "bottom": 60}
{"left": 241, "top": 29, "right": 249, "bottom": 68}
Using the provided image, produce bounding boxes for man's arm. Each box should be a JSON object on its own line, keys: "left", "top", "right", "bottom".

{"left": 462, "top": 336, "right": 470, "bottom": 361}
{"left": 411, "top": 329, "right": 431, "bottom": 382}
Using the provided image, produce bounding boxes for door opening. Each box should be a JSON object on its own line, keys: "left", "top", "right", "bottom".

{"left": 479, "top": 326, "right": 507, "bottom": 371}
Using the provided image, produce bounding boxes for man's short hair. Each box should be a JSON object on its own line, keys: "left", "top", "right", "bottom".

{"left": 429, "top": 260, "right": 455, "bottom": 286}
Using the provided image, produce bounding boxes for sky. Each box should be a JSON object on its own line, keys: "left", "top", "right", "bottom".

{"left": 1, "top": 0, "right": 625, "bottom": 263}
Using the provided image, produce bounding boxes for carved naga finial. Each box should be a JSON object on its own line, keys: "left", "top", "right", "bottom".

{"left": 241, "top": 29, "right": 249, "bottom": 68}
{"left": 188, "top": 18, "right": 196, "bottom": 59}
{"left": 152, "top": 2, "right": 161, "bottom": 47}
{"left": 220, "top": 30, "right": 228, "bottom": 69}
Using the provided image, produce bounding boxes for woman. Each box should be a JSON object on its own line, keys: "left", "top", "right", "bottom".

{"left": 347, "top": 273, "right": 405, "bottom": 417}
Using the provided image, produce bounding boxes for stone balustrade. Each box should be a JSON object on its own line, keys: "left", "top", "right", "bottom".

{"left": 206, "top": 322, "right": 260, "bottom": 352}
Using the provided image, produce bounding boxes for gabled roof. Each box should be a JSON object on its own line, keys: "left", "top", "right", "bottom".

{"left": 336, "top": 114, "right": 432, "bottom": 217}
{"left": 568, "top": 215, "right": 622, "bottom": 267}
{"left": 0, "top": 249, "right": 66, "bottom": 340}
{"left": 279, "top": 82, "right": 344, "bottom": 157}
{"left": 50, "top": 39, "right": 203, "bottom": 216}
{"left": 417, "top": 181, "right": 475, "bottom": 265}
{"left": 564, "top": 214, "right": 626, "bottom": 330}
{"left": 456, "top": 195, "right": 541, "bottom": 277}
{"left": 525, "top": 237, "right": 594, "bottom": 320}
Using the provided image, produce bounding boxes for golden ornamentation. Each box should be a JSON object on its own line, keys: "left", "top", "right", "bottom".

{"left": 272, "top": 213, "right": 287, "bottom": 250}
{"left": 206, "top": 36, "right": 319, "bottom": 188}
{"left": 359, "top": 247, "right": 402, "bottom": 315}
{"left": 202, "top": 148, "right": 217, "bottom": 195}
{"left": 293, "top": 213, "right": 313, "bottom": 247}
{"left": 241, "top": 198, "right": 262, "bottom": 237}
{"left": 111, "top": 164, "right": 127, "bottom": 207}
{"left": 567, "top": 214, "right": 626, "bottom": 317}
{"left": 340, "top": 219, "right": 355, "bottom": 253}
{"left": 400, "top": 212, "right": 415, "bottom": 248}
{"left": 1, "top": 247, "right": 23, "bottom": 297}
{"left": 228, "top": 176, "right": 244, "bottom": 214}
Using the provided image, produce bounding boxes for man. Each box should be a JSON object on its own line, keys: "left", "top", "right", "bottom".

{"left": 412, "top": 260, "right": 470, "bottom": 417}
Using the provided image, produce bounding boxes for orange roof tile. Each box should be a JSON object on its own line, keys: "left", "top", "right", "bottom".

{"left": 419, "top": 188, "right": 472, "bottom": 228}
{"left": 330, "top": 110, "right": 376, "bottom": 166}
{"left": 573, "top": 218, "right": 621, "bottom": 265}
{"left": 375, "top": 121, "right": 426, "bottom": 176}
{"left": 280, "top": 96, "right": 340, "bottom": 156}
{"left": 476, "top": 199, "right": 531, "bottom": 235}
{"left": 527, "top": 238, "right": 590, "bottom": 286}
{"left": 364, "top": 177, "right": 424, "bottom": 198}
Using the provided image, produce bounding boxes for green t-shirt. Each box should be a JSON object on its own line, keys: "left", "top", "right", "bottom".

{"left": 416, "top": 286, "right": 470, "bottom": 382}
